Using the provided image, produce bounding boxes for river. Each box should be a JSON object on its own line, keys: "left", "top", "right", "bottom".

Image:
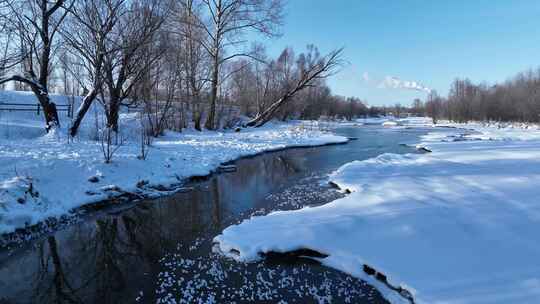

{"left": 0, "top": 125, "right": 431, "bottom": 304}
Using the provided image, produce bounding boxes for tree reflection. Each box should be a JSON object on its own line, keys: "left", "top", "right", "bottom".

{"left": 2, "top": 150, "right": 307, "bottom": 303}
{"left": 30, "top": 236, "right": 81, "bottom": 304}
{"left": 94, "top": 219, "right": 125, "bottom": 303}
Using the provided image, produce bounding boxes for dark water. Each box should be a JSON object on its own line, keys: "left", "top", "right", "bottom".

{"left": 0, "top": 126, "right": 431, "bottom": 304}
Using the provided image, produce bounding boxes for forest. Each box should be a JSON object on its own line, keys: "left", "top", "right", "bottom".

{"left": 0, "top": 0, "right": 374, "bottom": 139}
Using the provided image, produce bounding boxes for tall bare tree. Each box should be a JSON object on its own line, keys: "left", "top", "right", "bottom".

{"left": 100, "top": 0, "right": 164, "bottom": 132}
{"left": 0, "top": 1, "right": 14, "bottom": 89}
{"left": 62, "top": 0, "right": 125, "bottom": 136}
{"left": 184, "top": 0, "right": 284, "bottom": 130}
{"left": 171, "top": 0, "right": 210, "bottom": 131}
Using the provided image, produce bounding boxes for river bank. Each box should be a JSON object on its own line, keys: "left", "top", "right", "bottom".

{"left": 215, "top": 122, "right": 540, "bottom": 304}
{"left": 0, "top": 117, "right": 347, "bottom": 235}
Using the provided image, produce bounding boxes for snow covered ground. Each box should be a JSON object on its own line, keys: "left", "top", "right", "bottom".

{"left": 0, "top": 90, "right": 347, "bottom": 234}
{"left": 214, "top": 120, "right": 540, "bottom": 303}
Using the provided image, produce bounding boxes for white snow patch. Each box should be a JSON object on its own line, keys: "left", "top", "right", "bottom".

{"left": 214, "top": 123, "right": 540, "bottom": 303}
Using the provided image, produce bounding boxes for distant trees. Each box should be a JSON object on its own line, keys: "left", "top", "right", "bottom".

{"left": 423, "top": 68, "right": 540, "bottom": 123}
{"left": 4, "top": 0, "right": 540, "bottom": 140}
{"left": 411, "top": 98, "right": 424, "bottom": 116}
{"left": 425, "top": 91, "right": 442, "bottom": 124}
{"left": 0, "top": 2, "right": 12, "bottom": 90}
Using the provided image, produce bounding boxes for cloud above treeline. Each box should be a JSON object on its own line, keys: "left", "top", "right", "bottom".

{"left": 362, "top": 72, "right": 432, "bottom": 93}
{"left": 378, "top": 76, "right": 432, "bottom": 93}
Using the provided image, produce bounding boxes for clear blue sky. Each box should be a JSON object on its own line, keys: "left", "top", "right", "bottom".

{"left": 261, "top": 0, "right": 540, "bottom": 106}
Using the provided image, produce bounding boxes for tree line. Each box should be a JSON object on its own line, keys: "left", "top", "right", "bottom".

{"left": 425, "top": 68, "right": 540, "bottom": 123}
{"left": 0, "top": 0, "right": 377, "bottom": 138}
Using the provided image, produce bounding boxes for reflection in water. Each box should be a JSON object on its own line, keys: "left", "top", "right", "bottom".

{"left": 0, "top": 126, "right": 429, "bottom": 303}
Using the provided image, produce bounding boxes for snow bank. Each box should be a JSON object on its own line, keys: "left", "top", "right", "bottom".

{"left": 436, "top": 121, "right": 540, "bottom": 141}
{"left": 0, "top": 91, "right": 347, "bottom": 234}
{"left": 355, "top": 116, "right": 435, "bottom": 130}
{"left": 357, "top": 117, "right": 392, "bottom": 125}
{"left": 214, "top": 124, "right": 540, "bottom": 303}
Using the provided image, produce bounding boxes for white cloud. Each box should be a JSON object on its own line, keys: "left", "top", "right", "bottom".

{"left": 378, "top": 76, "right": 432, "bottom": 93}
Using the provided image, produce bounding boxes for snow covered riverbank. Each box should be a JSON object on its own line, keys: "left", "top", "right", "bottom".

{"left": 0, "top": 124, "right": 347, "bottom": 235}
{"left": 214, "top": 122, "right": 540, "bottom": 303}
{"left": 0, "top": 92, "right": 348, "bottom": 234}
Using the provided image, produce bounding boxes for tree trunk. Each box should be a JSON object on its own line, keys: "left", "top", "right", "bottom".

{"left": 192, "top": 93, "right": 203, "bottom": 131}
{"left": 69, "top": 88, "right": 99, "bottom": 137}
{"left": 37, "top": 0, "right": 60, "bottom": 132}
{"left": 246, "top": 94, "right": 291, "bottom": 128}
{"left": 194, "top": 108, "right": 202, "bottom": 131}
{"left": 205, "top": 55, "right": 219, "bottom": 130}
{"left": 29, "top": 83, "right": 60, "bottom": 132}
{"left": 107, "top": 99, "right": 121, "bottom": 133}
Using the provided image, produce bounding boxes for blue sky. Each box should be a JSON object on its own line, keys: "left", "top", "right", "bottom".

{"left": 261, "top": 0, "right": 540, "bottom": 106}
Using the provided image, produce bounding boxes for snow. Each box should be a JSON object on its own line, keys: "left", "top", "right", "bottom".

{"left": 214, "top": 121, "right": 540, "bottom": 303}
{"left": 436, "top": 122, "right": 540, "bottom": 141}
{"left": 356, "top": 117, "right": 393, "bottom": 125}
{"left": 357, "top": 116, "right": 433, "bottom": 128}
{"left": 381, "top": 120, "right": 399, "bottom": 127}
{"left": 0, "top": 90, "right": 347, "bottom": 234}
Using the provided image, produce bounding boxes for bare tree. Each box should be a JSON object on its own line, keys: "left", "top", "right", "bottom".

{"left": 0, "top": 2, "right": 15, "bottom": 89}
{"left": 183, "top": 0, "right": 284, "bottom": 130}
{"left": 100, "top": 0, "right": 165, "bottom": 132}
{"left": 62, "top": 0, "right": 125, "bottom": 137}
{"left": 425, "top": 90, "right": 441, "bottom": 124}
{"left": 411, "top": 98, "right": 424, "bottom": 116}
{"left": 100, "top": 122, "right": 124, "bottom": 163}
{"left": 0, "top": 0, "right": 72, "bottom": 132}
{"left": 245, "top": 47, "right": 344, "bottom": 127}
{"left": 170, "top": 0, "right": 210, "bottom": 131}
{"left": 134, "top": 30, "right": 180, "bottom": 137}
